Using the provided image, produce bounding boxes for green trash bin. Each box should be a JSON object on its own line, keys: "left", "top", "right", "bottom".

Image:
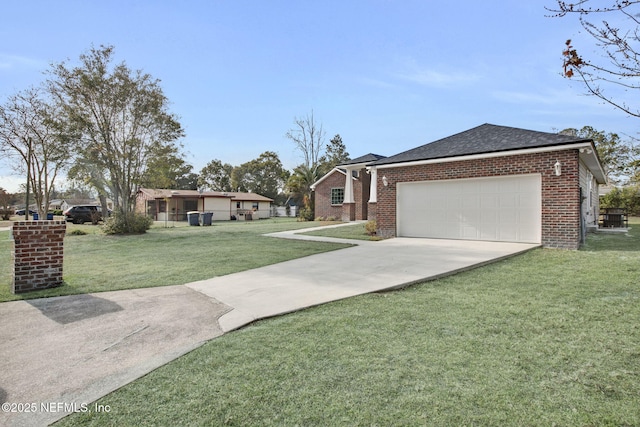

{"left": 187, "top": 211, "right": 200, "bottom": 226}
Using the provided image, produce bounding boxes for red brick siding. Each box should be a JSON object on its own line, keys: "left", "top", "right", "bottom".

{"left": 314, "top": 169, "right": 370, "bottom": 220}
{"left": 314, "top": 170, "right": 348, "bottom": 220}
{"left": 376, "top": 150, "right": 581, "bottom": 249}
{"left": 11, "top": 221, "right": 66, "bottom": 293}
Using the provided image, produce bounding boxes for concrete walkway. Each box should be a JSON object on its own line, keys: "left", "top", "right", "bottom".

{"left": 0, "top": 224, "right": 539, "bottom": 426}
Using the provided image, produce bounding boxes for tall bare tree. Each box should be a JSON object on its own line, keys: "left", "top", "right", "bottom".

{"left": 285, "top": 111, "right": 327, "bottom": 218}
{"left": 0, "top": 87, "right": 70, "bottom": 218}
{"left": 548, "top": 1, "right": 640, "bottom": 117}
{"left": 285, "top": 110, "right": 326, "bottom": 170}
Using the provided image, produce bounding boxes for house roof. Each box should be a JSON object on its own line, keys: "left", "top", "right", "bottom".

{"left": 372, "top": 123, "right": 607, "bottom": 183}
{"left": 311, "top": 153, "right": 388, "bottom": 190}
{"left": 310, "top": 168, "right": 349, "bottom": 190}
{"left": 373, "top": 124, "right": 593, "bottom": 165}
{"left": 225, "top": 192, "right": 273, "bottom": 202}
{"left": 339, "top": 153, "right": 387, "bottom": 167}
{"left": 138, "top": 188, "right": 273, "bottom": 202}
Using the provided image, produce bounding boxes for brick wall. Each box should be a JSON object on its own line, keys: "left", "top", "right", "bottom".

{"left": 314, "top": 170, "right": 346, "bottom": 220}
{"left": 376, "top": 150, "right": 581, "bottom": 249}
{"left": 12, "top": 221, "right": 66, "bottom": 293}
{"left": 314, "top": 168, "right": 373, "bottom": 221}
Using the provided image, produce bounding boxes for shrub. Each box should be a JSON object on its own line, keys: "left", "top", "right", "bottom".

{"left": 102, "top": 211, "right": 153, "bottom": 235}
{"left": 0, "top": 209, "right": 11, "bottom": 220}
{"left": 298, "top": 206, "right": 314, "bottom": 222}
{"left": 67, "top": 229, "right": 88, "bottom": 236}
{"left": 600, "top": 185, "right": 640, "bottom": 215}
{"left": 326, "top": 216, "right": 337, "bottom": 222}
{"left": 365, "top": 220, "right": 377, "bottom": 236}
{"left": 315, "top": 216, "right": 325, "bottom": 221}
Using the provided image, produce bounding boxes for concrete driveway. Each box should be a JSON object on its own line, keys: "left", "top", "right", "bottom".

{"left": 0, "top": 224, "right": 538, "bottom": 426}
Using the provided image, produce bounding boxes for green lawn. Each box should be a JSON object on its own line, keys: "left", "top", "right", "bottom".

{"left": 0, "top": 218, "right": 350, "bottom": 302}
{"left": 55, "top": 219, "right": 640, "bottom": 426}
{"left": 301, "top": 221, "right": 380, "bottom": 241}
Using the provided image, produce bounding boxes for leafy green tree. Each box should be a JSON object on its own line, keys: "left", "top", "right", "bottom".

{"left": 139, "top": 143, "right": 195, "bottom": 190}
{"left": 600, "top": 185, "right": 640, "bottom": 215}
{"left": 319, "top": 134, "right": 350, "bottom": 175}
{"left": 48, "top": 45, "right": 184, "bottom": 224}
{"left": 198, "top": 159, "right": 234, "bottom": 192}
{"left": 0, "top": 187, "right": 18, "bottom": 219}
{"left": 231, "top": 151, "right": 289, "bottom": 200}
{"left": 0, "top": 87, "right": 70, "bottom": 218}
{"left": 175, "top": 172, "right": 199, "bottom": 190}
{"left": 562, "top": 126, "right": 638, "bottom": 184}
{"left": 286, "top": 164, "right": 320, "bottom": 220}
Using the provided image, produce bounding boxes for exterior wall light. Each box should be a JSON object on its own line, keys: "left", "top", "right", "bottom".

{"left": 382, "top": 176, "right": 389, "bottom": 187}
{"left": 554, "top": 161, "right": 562, "bottom": 176}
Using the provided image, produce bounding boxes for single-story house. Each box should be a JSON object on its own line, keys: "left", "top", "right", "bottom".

{"left": 136, "top": 188, "right": 273, "bottom": 221}
{"left": 312, "top": 124, "right": 606, "bottom": 249}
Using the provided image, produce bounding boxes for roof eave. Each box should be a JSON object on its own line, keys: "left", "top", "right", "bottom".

{"left": 375, "top": 142, "right": 607, "bottom": 183}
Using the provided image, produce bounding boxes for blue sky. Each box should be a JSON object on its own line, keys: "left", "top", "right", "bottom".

{"left": 1, "top": 0, "right": 637, "bottom": 192}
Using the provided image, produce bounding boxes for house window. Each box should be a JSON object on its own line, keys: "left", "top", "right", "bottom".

{"left": 331, "top": 188, "right": 344, "bottom": 205}
{"left": 252, "top": 202, "right": 259, "bottom": 210}
{"left": 184, "top": 199, "right": 198, "bottom": 212}
{"left": 237, "top": 201, "right": 241, "bottom": 209}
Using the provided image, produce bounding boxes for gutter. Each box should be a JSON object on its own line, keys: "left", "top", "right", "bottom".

{"left": 372, "top": 142, "right": 607, "bottom": 184}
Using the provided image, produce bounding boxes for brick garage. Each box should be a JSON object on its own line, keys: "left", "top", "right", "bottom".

{"left": 375, "top": 149, "right": 582, "bottom": 249}
{"left": 311, "top": 124, "right": 605, "bottom": 249}
{"left": 369, "top": 124, "right": 606, "bottom": 250}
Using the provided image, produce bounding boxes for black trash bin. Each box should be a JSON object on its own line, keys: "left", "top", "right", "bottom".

{"left": 187, "top": 211, "right": 200, "bottom": 226}
{"left": 200, "top": 212, "right": 213, "bottom": 226}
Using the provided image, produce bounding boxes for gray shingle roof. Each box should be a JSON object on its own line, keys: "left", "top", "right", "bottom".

{"left": 373, "top": 124, "right": 592, "bottom": 166}
{"left": 339, "top": 153, "right": 387, "bottom": 166}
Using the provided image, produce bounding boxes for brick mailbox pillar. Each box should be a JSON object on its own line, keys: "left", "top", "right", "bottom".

{"left": 11, "top": 221, "right": 66, "bottom": 293}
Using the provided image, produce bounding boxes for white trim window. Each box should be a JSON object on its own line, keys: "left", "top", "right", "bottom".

{"left": 331, "top": 188, "right": 344, "bottom": 206}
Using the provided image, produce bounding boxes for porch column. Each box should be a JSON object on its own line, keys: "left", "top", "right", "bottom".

{"left": 342, "top": 167, "right": 356, "bottom": 222}
{"left": 344, "top": 167, "right": 355, "bottom": 203}
{"left": 368, "top": 167, "right": 377, "bottom": 203}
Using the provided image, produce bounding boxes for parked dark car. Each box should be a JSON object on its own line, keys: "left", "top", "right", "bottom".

{"left": 14, "top": 209, "right": 37, "bottom": 216}
{"left": 63, "top": 205, "right": 107, "bottom": 224}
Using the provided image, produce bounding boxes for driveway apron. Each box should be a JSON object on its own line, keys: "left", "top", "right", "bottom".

{"left": 187, "top": 228, "right": 540, "bottom": 332}
{"left": 0, "top": 223, "right": 538, "bottom": 426}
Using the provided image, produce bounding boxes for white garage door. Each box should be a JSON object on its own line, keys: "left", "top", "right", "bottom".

{"left": 397, "top": 174, "right": 541, "bottom": 243}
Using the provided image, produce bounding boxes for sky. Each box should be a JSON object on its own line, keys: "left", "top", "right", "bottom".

{"left": 1, "top": 0, "right": 638, "bottom": 193}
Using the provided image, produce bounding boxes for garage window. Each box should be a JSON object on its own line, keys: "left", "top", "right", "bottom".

{"left": 331, "top": 188, "right": 344, "bottom": 205}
